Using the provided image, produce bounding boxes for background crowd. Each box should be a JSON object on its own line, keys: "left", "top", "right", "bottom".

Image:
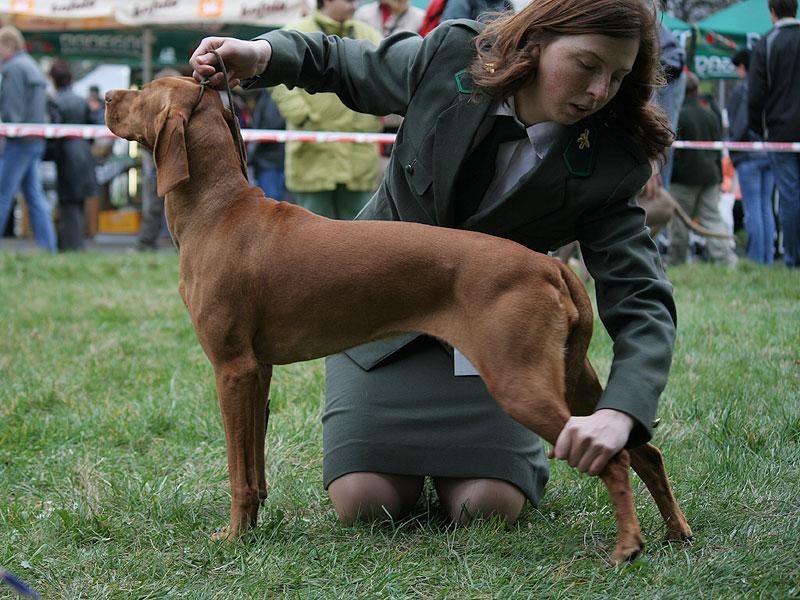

{"left": 0, "top": 0, "right": 798, "bottom": 268}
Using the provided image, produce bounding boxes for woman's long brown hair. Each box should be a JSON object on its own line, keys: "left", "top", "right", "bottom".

{"left": 469, "top": 0, "right": 673, "bottom": 161}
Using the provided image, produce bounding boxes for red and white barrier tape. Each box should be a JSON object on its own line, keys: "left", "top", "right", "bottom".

{"left": 672, "top": 140, "right": 800, "bottom": 152}
{"left": 2, "top": 124, "right": 799, "bottom": 152}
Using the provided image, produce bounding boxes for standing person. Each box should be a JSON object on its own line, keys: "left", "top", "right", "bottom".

{"left": 249, "top": 89, "right": 287, "bottom": 201}
{"left": 191, "top": 0, "right": 676, "bottom": 524}
{"left": 641, "top": 18, "right": 686, "bottom": 206}
{"left": 748, "top": 0, "right": 800, "bottom": 268}
{"left": 0, "top": 26, "right": 56, "bottom": 252}
{"left": 269, "top": 0, "right": 383, "bottom": 220}
{"left": 653, "top": 20, "right": 686, "bottom": 190}
{"left": 728, "top": 48, "right": 775, "bottom": 265}
{"left": 441, "top": 0, "right": 513, "bottom": 21}
{"left": 136, "top": 67, "right": 181, "bottom": 252}
{"left": 47, "top": 59, "right": 98, "bottom": 252}
{"left": 355, "top": 0, "right": 425, "bottom": 36}
{"left": 87, "top": 85, "right": 105, "bottom": 125}
{"left": 668, "top": 72, "right": 737, "bottom": 266}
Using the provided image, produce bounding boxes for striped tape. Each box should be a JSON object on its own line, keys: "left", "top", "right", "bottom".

{"left": 2, "top": 124, "right": 799, "bottom": 152}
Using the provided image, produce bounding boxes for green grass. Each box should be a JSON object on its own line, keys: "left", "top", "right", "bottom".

{"left": 1, "top": 251, "right": 798, "bottom": 599}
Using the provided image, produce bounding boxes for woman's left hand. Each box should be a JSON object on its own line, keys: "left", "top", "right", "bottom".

{"left": 548, "top": 409, "right": 634, "bottom": 476}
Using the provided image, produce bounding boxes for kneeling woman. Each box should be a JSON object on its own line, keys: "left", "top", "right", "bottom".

{"left": 190, "top": 0, "right": 676, "bottom": 525}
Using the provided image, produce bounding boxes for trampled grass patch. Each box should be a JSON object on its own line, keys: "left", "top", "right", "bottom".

{"left": 1, "top": 251, "right": 798, "bottom": 598}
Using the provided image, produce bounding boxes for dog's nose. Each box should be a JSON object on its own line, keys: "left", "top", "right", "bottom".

{"left": 105, "top": 90, "right": 115, "bottom": 103}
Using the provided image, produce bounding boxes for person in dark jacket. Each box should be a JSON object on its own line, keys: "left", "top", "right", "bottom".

{"left": 191, "top": 0, "right": 676, "bottom": 525}
{"left": 47, "top": 59, "right": 98, "bottom": 251}
{"left": 441, "top": 0, "right": 512, "bottom": 21}
{"left": 728, "top": 48, "right": 775, "bottom": 264}
{"left": 669, "top": 72, "right": 737, "bottom": 266}
{"left": 654, "top": 20, "right": 686, "bottom": 190}
{"left": 0, "top": 26, "right": 57, "bottom": 252}
{"left": 249, "top": 89, "right": 287, "bottom": 200}
{"left": 748, "top": 0, "right": 800, "bottom": 268}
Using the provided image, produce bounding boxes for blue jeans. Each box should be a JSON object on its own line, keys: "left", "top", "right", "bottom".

{"left": 0, "top": 139, "right": 56, "bottom": 252}
{"left": 736, "top": 157, "right": 775, "bottom": 264}
{"left": 256, "top": 169, "right": 285, "bottom": 201}
{"left": 768, "top": 152, "right": 800, "bottom": 267}
{"left": 655, "top": 71, "right": 686, "bottom": 190}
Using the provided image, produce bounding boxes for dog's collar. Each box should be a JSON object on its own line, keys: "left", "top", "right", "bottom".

{"left": 192, "top": 50, "right": 249, "bottom": 181}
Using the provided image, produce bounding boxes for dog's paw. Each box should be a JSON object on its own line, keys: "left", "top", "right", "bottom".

{"left": 665, "top": 526, "right": 693, "bottom": 544}
{"left": 612, "top": 538, "right": 644, "bottom": 563}
{"left": 210, "top": 526, "right": 240, "bottom": 543}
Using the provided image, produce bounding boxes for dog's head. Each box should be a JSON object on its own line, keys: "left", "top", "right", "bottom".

{"left": 105, "top": 76, "right": 238, "bottom": 196}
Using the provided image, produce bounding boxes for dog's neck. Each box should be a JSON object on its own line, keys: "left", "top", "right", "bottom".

{"left": 163, "top": 103, "right": 251, "bottom": 247}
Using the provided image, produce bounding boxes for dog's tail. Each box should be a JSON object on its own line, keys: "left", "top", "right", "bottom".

{"left": 671, "top": 199, "right": 734, "bottom": 239}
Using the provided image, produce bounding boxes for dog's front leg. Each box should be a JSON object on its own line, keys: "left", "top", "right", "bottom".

{"left": 256, "top": 364, "right": 273, "bottom": 504}
{"left": 210, "top": 356, "right": 269, "bottom": 541}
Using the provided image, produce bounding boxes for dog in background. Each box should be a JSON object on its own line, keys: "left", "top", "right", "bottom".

{"left": 557, "top": 185, "right": 734, "bottom": 281}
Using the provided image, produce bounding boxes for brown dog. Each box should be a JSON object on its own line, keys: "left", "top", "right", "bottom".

{"left": 104, "top": 77, "right": 691, "bottom": 562}
{"left": 640, "top": 185, "right": 735, "bottom": 240}
{"left": 556, "top": 186, "right": 734, "bottom": 282}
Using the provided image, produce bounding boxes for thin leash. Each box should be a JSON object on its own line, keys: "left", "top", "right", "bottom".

{"left": 193, "top": 49, "right": 249, "bottom": 181}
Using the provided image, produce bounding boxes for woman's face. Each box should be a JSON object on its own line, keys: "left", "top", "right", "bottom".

{"left": 515, "top": 34, "right": 640, "bottom": 126}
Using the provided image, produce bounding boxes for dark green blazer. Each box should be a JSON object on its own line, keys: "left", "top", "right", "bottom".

{"left": 248, "top": 21, "right": 677, "bottom": 447}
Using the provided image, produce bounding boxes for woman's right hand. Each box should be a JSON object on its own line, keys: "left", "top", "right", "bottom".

{"left": 190, "top": 37, "right": 272, "bottom": 88}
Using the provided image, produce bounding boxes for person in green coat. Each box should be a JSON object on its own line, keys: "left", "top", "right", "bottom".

{"left": 190, "top": 0, "right": 676, "bottom": 526}
{"left": 270, "top": 0, "right": 383, "bottom": 219}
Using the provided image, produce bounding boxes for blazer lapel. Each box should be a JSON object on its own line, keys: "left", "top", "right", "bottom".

{"left": 432, "top": 92, "right": 493, "bottom": 227}
{"left": 465, "top": 128, "right": 571, "bottom": 235}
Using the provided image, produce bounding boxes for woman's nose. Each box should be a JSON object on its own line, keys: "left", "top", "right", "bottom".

{"left": 587, "top": 75, "right": 610, "bottom": 102}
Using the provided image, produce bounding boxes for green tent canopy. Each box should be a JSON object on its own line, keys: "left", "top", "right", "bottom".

{"left": 698, "top": 0, "right": 798, "bottom": 47}
{"left": 692, "top": 0, "right": 798, "bottom": 79}
{"left": 660, "top": 10, "right": 691, "bottom": 32}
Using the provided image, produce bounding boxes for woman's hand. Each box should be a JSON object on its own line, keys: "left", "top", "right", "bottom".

{"left": 190, "top": 37, "right": 272, "bottom": 88}
{"left": 548, "top": 409, "right": 634, "bottom": 476}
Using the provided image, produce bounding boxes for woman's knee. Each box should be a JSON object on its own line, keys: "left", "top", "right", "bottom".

{"left": 327, "top": 472, "right": 424, "bottom": 523}
{"left": 434, "top": 477, "right": 526, "bottom": 526}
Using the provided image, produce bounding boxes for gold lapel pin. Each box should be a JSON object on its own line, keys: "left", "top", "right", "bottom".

{"left": 578, "top": 128, "right": 590, "bottom": 150}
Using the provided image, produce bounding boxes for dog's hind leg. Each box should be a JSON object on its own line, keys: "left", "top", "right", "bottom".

{"left": 628, "top": 444, "right": 692, "bottom": 543}
{"left": 210, "top": 353, "right": 268, "bottom": 541}
{"left": 469, "top": 341, "right": 642, "bottom": 561}
{"left": 465, "top": 266, "right": 643, "bottom": 562}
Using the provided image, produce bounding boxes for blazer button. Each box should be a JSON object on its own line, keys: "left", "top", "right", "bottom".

{"left": 405, "top": 160, "right": 415, "bottom": 174}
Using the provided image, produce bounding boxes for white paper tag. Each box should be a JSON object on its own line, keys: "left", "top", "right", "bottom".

{"left": 454, "top": 348, "right": 479, "bottom": 376}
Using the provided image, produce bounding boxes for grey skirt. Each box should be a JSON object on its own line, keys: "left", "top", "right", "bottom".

{"left": 322, "top": 336, "right": 549, "bottom": 505}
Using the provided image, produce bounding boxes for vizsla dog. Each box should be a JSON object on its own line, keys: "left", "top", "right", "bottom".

{"left": 104, "top": 76, "right": 692, "bottom": 562}
{"left": 640, "top": 185, "right": 735, "bottom": 240}
{"left": 557, "top": 187, "right": 734, "bottom": 282}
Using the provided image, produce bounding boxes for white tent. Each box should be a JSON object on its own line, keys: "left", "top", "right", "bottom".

{"left": 0, "top": 0, "right": 312, "bottom": 27}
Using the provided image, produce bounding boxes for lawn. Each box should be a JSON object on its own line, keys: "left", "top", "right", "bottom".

{"left": 1, "top": 250, "right": 798, "bottom": 599}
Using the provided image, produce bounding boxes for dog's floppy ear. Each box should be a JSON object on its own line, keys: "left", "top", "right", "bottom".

{"left": 153, "top": 108, "right": 190, "bottom": 196}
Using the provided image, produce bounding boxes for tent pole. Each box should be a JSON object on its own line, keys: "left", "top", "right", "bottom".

{"left": 143, "top": 27, "right": 153, "bottom": 83}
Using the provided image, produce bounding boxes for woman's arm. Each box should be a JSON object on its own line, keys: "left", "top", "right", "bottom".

{"left": 578, "top": 184, "right": 677, "bottom": 450}
{"left": 192, "top": 25, "right": 460, "bottom": 117}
